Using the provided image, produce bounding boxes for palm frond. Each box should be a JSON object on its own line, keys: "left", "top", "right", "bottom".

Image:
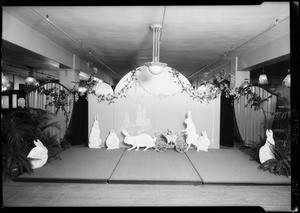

{"left": 38, "top": 121, "right": 61, "bottom": 132}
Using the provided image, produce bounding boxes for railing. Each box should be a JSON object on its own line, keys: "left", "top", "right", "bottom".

{"left": 27, "top": 82, "right": 74, "bottom": 144}
{"left": 234, "top": 86, "right": 277, "bottom": 146}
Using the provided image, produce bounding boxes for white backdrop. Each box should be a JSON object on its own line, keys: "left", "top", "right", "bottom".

{"left": 88, "top": 66, "right": 220, "bottom": 149}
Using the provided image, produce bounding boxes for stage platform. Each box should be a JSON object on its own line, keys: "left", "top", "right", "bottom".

{"left": 15, "top": 145, "right": 290, "bottom": 185}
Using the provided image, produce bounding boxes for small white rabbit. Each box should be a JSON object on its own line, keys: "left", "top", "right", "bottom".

{"left": 259, "top": 129, "right": 275, "bottom": 164}
{"left": 182, "top": 111, "right": 199, "bottom": 151}
{"left": 88, "top": 114, "right": 102, "bottom": 148}
{"left": 27, "top": 139, "right": 48, "bottom": 169}
{"left": 122, "top": 129, "right": 156, "bottom": 151}
{"left": 106, "top": 130, "right": 120, "bottom": 150}
{"left": 197, "top": 131, "right": 210, "bottom": 152}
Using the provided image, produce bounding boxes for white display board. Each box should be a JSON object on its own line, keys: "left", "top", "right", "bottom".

{"left": 88, "top": 66, "right": 220, "bottom": 149}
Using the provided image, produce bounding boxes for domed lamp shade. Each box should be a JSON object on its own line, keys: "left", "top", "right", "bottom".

{"left": 258, "top": 74, "right": 268, "bottom": 85}
{"left": 78, "top": 86, "right": 87, "bottom": 93}
{"left": 145, "top": 24, "right": 167, "bottom": 75}
{"left": 145, "top": 61, "right": 167, "bottom": 75}
{"left": 25, "top": 71, "right": 37, "bottom": 85}
{"left": 93, "top": 79, "right": 114, "bottom": 96}
{"left": 197, "top": 84, "right": 207, "bottom": 95}
{"left": 258, "top": 67, "right": 268, "bottom": 85}
{"left": 77, "top": 81, "right": 87, "bottom": 93}
{"left": 282, "top": 69, "right": 290, "bottom": 88}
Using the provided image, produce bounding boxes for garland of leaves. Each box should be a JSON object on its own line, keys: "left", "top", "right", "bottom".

{"left": 70, "top": 68, "right": 140, "bottom": 104}
{"left": 25, "top": 84, "right": 71, "bottom": 124}
{"left": 25, "top": 67, "right": 273, "bottom": 122}
{"left": 70, "top": 67, "right": 273, "bottom": 109}
{"left": 169, "top": 68, "right": 272, "bottom": 108}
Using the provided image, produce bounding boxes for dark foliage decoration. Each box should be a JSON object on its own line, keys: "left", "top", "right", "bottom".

{"left": 1, "top": 108, "right": 62, "bottom": 177}
{"left": 37, "top": 86, "right": 71, "bottom": 123}
{"left": 24, "top": 83, "right": 71, "bottom": 125}
{"left": 238, "top": 96, "right": 291, "bottom": 178}
{"left": 258, "top": 140, "right": 291, "bottom": 177}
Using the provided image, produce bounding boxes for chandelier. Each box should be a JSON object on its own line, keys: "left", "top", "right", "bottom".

{"left": 145, "top": 24, "right": 167, "bottom": 75}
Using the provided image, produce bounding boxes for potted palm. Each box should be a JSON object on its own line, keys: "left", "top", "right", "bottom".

{"left": 238, "top": 96, "right": 291, "bottom": 177}
{"left": 1, "top": 108, "right": 61, "bottom": 178}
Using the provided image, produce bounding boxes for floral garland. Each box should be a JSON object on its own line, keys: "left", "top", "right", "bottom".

{"left": 70, "top": 67, "right": 273, "bottom": 110}
{"left": 169, "top": 68, "right": 221, "bottom": 103}
{"left": 169, "top": 68, "right": 272, "bottom": 109}
{"left": 25, "top": 67, "right": 273, "bottom": 117}
{"left": 70, "top": 68, "right": 140, "bottom": 104}
{"left": 25, "top": 84, "right": 71, "bottom": 124}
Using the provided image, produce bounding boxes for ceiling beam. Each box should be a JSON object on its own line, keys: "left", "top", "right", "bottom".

{"left": 2, "top": 10, "right": 74, "bottom": 69}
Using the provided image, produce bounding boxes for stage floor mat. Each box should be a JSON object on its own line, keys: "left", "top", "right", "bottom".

{"left": 185, "top": 148, "right": 291, "bottom": 185}
{"left": 15, "top": 146, "right": 290, "bottom": 185}
{"left": 15, "top": 146, "right": 125, "bottom": 183}
{"left": 108, "top": 149, "right": 203, "bottom": 185}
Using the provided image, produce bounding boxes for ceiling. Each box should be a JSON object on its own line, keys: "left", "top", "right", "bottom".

{"left": 2, "top": 3, "right": 290, "bottom": 82}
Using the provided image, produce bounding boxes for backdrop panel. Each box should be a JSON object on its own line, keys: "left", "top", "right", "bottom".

{"left": 88, "top": 67, "right": 220, "bottom": 149}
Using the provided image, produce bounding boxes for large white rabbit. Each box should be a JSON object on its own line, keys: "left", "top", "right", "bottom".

{"left": 182, "top": 111, "right": 200, "bottom": 151}
{"left": 259, "top": 129, "right": 275, "bottom": 164}
{"left": 197, "top": 131, "right": 211, "bottom": 152}
{"left": 27, "top": 139, "right": 48, "bottom": 169}
{"left": 106, "top": 129, "right": 120, "bottom": 150}
{"left": 122, "top": 129, "right": 156, "bottom": 151}
{"left": 88, "top": 114, "right": 102, "bottom": 148}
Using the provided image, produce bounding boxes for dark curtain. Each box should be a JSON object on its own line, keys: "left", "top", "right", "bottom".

{"left": 220, "top": 91, "right": 235, "bottom": 147}
{"left": 69, "top": 96, "right": 88, "bottom": 146}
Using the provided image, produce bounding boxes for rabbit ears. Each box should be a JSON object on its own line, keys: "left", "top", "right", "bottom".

{"left": 34, "top": 139, "right": 44, "bottom": 147}
{"left": 266, "top": 129, "right": 273, "bottom": 138}
{"left": 122, "top": 129, "right": 130, "bottom": 136}
{"left": 201, "top": 131, "right": 208, "bottom": 137}
{"left": 187, "top": 111, "right": 192, "bottom": 118}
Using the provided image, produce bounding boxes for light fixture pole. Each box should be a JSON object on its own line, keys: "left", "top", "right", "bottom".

{"left": 145, "top": 24, "right": 167, "bottom": 75}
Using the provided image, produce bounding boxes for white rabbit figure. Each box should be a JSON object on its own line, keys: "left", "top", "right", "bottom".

{"left": 106, "top": 130, "right": 120, "bottom": 150}
{"left": 122, "top": 129, "right": 156, "bottom": 151}
{"left": 27, "top": 139, "right": 48, "bottom": 169}
{"left": 259, "top": 129, "right": 275, "bottom": 164}
{"left": 88, "top": 114, "right": 102, "bottom": 148}
{"left": 182, "top": 111, "right": 199, "bottom": 151}
{"left": 197, "top": 131, "right": 211, "bottom": 152}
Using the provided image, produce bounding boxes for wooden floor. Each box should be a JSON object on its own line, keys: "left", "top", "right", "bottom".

{"left": 2, "top": 178, "right": 292, "bottom": 211}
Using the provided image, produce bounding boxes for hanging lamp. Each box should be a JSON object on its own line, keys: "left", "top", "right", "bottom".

{"left": 2, "top": 73, "right": 10, "bottom": 91}
{"left": 258, "top": 67, "right": 268, "bottom": 85}
{"left": 282, "top": 69, "right": 290, "bottom": 88}
{"left": 93, "top": 78, "right": 114, "bottom": 96}
{"left": 25, "top": 70, "right": 37, "bottom": 85}
{"left": 241, "top": 78, "right": 250, "bottom": 88}
{"left": 77, "top": 81, "right": 87, "bottom": 93}
{"left": 145, "top": 24, "right": 167, "bottom": 75}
